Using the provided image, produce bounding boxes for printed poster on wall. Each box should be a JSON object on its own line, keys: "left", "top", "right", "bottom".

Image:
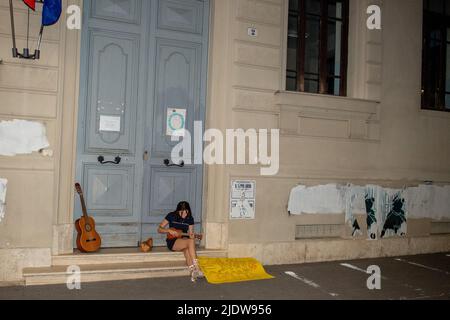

{"left": 166, "top": 108, "right": 187, "bottom": 137}
{"left": 230, "top": 180, "right": 256, "bottom": 220}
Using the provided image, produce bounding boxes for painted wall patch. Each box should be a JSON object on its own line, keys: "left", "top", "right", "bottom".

{"left": 0, "top": 119, "right": 50, "bottom": 156}
{"left": 288, "top": 183, "right": 450, "bottom": 239}
{"left": 0, "top": 179, "right": 7, "bottom": 223}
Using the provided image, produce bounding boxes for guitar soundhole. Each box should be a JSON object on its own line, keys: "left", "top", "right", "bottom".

{"left": 85, "top": 224, "right": 92, "bottom": 232}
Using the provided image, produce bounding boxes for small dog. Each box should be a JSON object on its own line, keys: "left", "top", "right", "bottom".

{"left": 140, "top": 238, "right": 153, "bottom": 253}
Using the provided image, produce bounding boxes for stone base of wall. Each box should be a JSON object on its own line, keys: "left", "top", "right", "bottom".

{"left": 0, "top": 248, "right": 52, "bottom": 282}
{"left": 228, "top": 235, "right": 450, "bottom": 265}
{"left": 204, "top": 222, "right": 228, "bottom": 250}
{"left": 52, "top": 224, "right": 74, "bottom": 255}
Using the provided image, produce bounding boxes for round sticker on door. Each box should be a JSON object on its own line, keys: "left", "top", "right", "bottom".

{"left": 167, "top": 108, "right": 186, "bottom": 137}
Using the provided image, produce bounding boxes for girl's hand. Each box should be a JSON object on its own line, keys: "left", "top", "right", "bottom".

{"left": 169, "top": 229, "right": 180, "bottom": 237}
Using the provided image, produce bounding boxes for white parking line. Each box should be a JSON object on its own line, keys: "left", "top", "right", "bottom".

{"left": 285, "top": 271, "right": 320, "bottom": 288}
{"left": 340, "top": 263, "right": 388, "bottom": 280}
{"left": 446, "top": 254, "right": 450, "bottom": 257}
{"left": 285, "top": 271, "right": 339, "bottom": 297}
{"left": 340, "top": 263, "right": 367, "bottom": 273}
{"left": 395, "top": 258, "right": 450, "bottom": 275}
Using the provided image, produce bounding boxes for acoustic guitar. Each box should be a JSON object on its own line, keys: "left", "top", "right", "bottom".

{"left": 167, "top": 228, "right": 203, "bottom": 241}
{"left": 75, "top": 183, "right": 102, "bottom": 253}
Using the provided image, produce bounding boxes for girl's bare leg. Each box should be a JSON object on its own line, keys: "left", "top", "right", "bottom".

{"left": 173, "top": 239, "right": 194, "bottom": 267}
{"left": 182, "top": 248, "right": 193, "bottom": 267}
{"left": 187, "top": 239, "right": 197, "bottom": 262}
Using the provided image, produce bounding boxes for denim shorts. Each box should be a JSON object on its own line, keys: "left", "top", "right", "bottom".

{"left": 166, "top": 239, "right": 177, "bottom": 251}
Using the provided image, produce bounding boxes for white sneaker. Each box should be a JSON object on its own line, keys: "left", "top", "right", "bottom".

{"left": 188, "top": 265, "right": 198, "bottom": 282}
{"left": 193, "top": 259, "right": 204, "bottom": 278}
{"left": 197, "top": 269, "right": 204, "bottom": 278}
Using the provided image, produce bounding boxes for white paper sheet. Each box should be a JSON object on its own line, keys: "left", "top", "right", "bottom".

{"left": 0, "top": 120, "right": 50, "bottom": 156}
{"left": 0, "top": 179, "right": 7, "bottom": 223}
{"left": 99, "top": 115, "right": 121, "bottom": 132}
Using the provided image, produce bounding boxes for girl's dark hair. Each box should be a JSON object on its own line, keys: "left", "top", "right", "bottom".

{"left": 176, "top": 201, "right": 192, "bottom": 218}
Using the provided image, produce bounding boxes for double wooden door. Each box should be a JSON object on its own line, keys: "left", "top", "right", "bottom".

{"left": 75, "top": 0, "right": 209, "bottom": 247}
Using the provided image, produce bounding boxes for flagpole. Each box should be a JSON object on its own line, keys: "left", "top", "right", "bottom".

{"left": 25, "top": 7, "right": 30, "bottom": 58}
{"left": 35, "top": 25, "right": 44, "bottom": 60}
{"left": 9, "top": 0, "right": 18, "bottom": 58}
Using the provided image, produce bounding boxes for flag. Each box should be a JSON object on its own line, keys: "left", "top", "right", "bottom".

{"left": 23, "top": 0, "right": 36, "bottom": 11}
{"left": 42, "top": 0, "right": 62, "bottom": 26}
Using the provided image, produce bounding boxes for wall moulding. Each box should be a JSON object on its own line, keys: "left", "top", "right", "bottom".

{"left": 275, "top": 90, "right": 380, "bottom": 141}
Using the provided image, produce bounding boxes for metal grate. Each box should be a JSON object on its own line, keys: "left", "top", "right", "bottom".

{"left": 295, "top": 224, "right": 344, "bottom": 239}
{"left": 430, "top": 221, "right": 450, "bottom": 235}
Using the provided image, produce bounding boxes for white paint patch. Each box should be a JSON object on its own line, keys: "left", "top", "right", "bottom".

{"left": 288, "top": 184, "right": 345, "bottom": 215}
{"left": 0, "top": 119, "right": 50, "bottom": 156}
{"left": 395, "top": 258, "right": 450, "bottom": 275}
{"left": 405, "top": 185, "right": 450, "bottom": 220}
{"left": 285, "top": 271, "right": 339, "bottom": 297}
{"left": 0, "top": 179, "right": 7, "bottom": 222}
{"left": 446, "top": 255, "right": 450, "bottom": 257}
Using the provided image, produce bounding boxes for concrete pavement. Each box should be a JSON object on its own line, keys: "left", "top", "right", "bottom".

{"left": 0, "top": 252, "right": 449, "bottom": 300}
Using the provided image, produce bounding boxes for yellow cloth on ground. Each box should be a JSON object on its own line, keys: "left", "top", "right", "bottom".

{"left": 197, "top": 257, "right": 274, "bottom": 284}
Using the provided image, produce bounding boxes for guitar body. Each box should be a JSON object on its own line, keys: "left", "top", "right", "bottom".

{"left": 167, "top": 228, "right": 203, "bottom": 241}
{"left": 74, "top": 183, "right": 102, "bottom": 253}
{"left": 75, "top": 216, "right": 101, "bottom": 253}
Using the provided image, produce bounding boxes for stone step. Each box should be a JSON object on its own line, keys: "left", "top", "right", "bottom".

{"left": 23, "top": 261, "right": 191, "bottom": 286}
{"left": 52, "top": 248, "right": 228, "bottom": 266}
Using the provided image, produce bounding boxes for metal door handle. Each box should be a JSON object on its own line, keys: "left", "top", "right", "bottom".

{"left": 98, "top": 155, "right": 121, "bottom": 165}
{"left": 164, "top": 159, "right": 184, "bottom": 168}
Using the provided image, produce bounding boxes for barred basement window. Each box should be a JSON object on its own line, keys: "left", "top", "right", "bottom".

{"left": 286, "top": 0, "right": 349, "bottom": 96}
{"left": 422, "top": 0, "right": 450, "bottom": 112}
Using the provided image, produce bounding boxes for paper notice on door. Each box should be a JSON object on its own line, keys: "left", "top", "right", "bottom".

{"left": 99, "top": 115, "right": 121, "bottom": 132}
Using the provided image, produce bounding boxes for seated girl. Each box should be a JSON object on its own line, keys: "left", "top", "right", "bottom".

{"left": 157, "top": 201, "right": 203, "bottom": 282}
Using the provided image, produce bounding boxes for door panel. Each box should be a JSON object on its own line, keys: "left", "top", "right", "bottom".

{"left": 83, "top": 164, "right": 134, "bottom": 215}
{"left": 91, "top": 0, "right": 142, "bottom": 24}
{"left": 157, "top": 0, "right": 204, "bottom": 34}
{"left": 85, "top": 31, "right": 139, "bottom": 154}
{"left": 147, "top": 167, "right": 196, "bottom": 218}
{"left": 152, "top": 38, "right": 202, "bottom": 156}
{"left": 75, "top": 0, "right": 148, "bottom": 248}
{"left": 141, "top": 0, "right": 209, "bottom": 246}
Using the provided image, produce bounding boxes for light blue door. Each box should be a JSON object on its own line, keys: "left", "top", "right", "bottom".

{"left": 75, "top": 0, "right": 209, "bottom": 248}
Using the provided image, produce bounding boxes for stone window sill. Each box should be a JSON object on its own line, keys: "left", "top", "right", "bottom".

{"left": 275, "top": 90, "right": 381, "bottom": 141}
{"left": 419, "top": 109, "right": 450, "bottom": 119}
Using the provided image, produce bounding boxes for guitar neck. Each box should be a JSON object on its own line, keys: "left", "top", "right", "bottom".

{"left": 78, "top": 193, "right": 89, "bottom": 219}
{"left": 180, "top": 232, "right": 201, "bottom": 239}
